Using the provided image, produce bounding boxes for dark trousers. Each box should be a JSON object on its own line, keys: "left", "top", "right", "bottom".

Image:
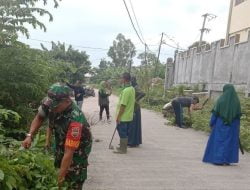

{"left": 117, "top": 121, "right": 131, "bottom": 138}
{"left": 171, "top": 100, "right": 183, "bottom": 127}
{"left": 99, "top": 105, "right": 110, "bottom": 119}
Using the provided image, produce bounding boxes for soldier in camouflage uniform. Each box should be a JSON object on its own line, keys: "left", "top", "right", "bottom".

{"left": 22, "top": 83, "right": 92, "bottom": 190}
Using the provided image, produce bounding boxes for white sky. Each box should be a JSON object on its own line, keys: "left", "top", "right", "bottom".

{"left": 20, "top": 0, "right": 230, "bottom": 67}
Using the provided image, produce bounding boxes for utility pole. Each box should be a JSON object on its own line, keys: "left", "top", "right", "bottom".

{"left": 154, "top": 32, "right": 164, "bottom": 77}
{"left": 199, "top": 13, "right": 216, "bottom": 47}
{"left": 144, "top": 43, "right": 150, "bottom": 103}
{"left": 163, "top": 59, "right": 168, "bottom": 98}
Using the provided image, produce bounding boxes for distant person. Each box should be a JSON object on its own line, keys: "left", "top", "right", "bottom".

{"left": 98, "top": 81, "right": 112, "bottom": 122}
{"left": 128, "top": 76, "right": 145, "bottom": 147}
{"left": 171, "top": 96, "right": 202, "bottom": 128}
{"left": 67, "top": 80, "right": 85, "bottom": 109}
{"left": 114, "top": 72, "right": 135, "bottom": 154}
{"left": 203, "top": 84, "right": 241, "bottom": 165}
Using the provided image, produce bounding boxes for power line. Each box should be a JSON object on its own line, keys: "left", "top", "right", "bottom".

{"left": 21, "top": 38, "right": 109, "bottom": 51}
{"left": 128, "top": 0, "right": 145, "bottom": 43}
{"left": 146, "top": 48, "right": 173, "bottom": 56}
{"left": 163, "top": 33, "right": 176, "bottom": 44}
{"left": 122, "top": 0, "right": 145, "bottom": 45}
{"left": 21, "top": 37, "right": 158, "bottom": 54}
{"left": 147, "top": 44, "right": 159, "bottom": 47}
{"left": 162, "top": 42, "right": 179, "bottom": 49}
{"left": 163, "top": 33, "right": 186, "bottom": 50}
{"left": 163, "top": 41, "right": 186, "bottom": 51}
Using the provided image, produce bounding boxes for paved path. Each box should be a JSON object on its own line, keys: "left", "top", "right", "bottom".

{"left": 82, "top": 92, "right": 250, "bottom": 190}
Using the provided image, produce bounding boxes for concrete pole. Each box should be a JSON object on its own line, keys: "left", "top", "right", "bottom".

{"left": 199, "top": 13, "right": 208, "bottom": 47}
{"left": 144, "top": 44, "right": 150, "bottom": 102}
{"left": 163, "top": 60, "right": 168, "bottom": 98}
{"left": 155, "top": 32, "right": 164, "bottom": 77}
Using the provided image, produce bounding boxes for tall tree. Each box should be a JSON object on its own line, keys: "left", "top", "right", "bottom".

{"left": 0, "top": 0, "right": 60, "bottom": 45}
{"left": 137, "top": 52, "right": 157, "bottom": 66}
{"left": 0, "top": 43, "right": 69, "bottom": 123}
{"left": 137, "top": 52, "right": 165, "bottom": 79}
{"left": 188, "top": 41, "right": 210, "bottom": 50}
{"left": 44, "top": 41, "right": 91, "bottom": 83}
{"left": 107, "top": 33, "right": 136, "bottom": 67}
{"left": 99, "top": 58, "right": 111, "bottom": 70}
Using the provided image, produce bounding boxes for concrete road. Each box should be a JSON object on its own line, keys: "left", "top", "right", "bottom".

{"left": 82, "top": 93, "right": 250, "bottom": 190}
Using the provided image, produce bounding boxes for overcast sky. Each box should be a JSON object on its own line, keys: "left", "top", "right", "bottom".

{"left": 20, "top": 0, "right": 230, "bottom": 67}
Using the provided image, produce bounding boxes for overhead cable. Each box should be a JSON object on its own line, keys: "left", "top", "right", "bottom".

{"left": 122, "top": 0, "right": 145, "bottom": 45}
{"left": 21, "top": 38, "right": 109, "bottom": 51}
{"left": 128, "top": 0, "right": 145, "bottom": 43}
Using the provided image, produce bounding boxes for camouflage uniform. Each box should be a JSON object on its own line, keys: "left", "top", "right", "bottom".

{"left": 38, "top": 83, "right": 92, "bottom": 189}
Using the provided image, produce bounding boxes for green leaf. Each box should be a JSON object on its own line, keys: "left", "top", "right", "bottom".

{"left": 0, "top": 169, "right": 4, "bottom": 180}
{"left": 6, "top": 175, "right": 16, "bottom": 188}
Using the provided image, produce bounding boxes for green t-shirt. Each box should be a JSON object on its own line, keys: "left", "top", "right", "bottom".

{"left": 116, "top": 85, "right": 135, "bottom": 122}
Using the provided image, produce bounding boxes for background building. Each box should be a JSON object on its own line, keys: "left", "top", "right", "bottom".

{"left": 226, "top": 0, "right": 250, "bottom": 43}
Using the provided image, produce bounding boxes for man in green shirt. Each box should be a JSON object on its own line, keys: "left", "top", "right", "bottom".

{"left": 114, "top": 72, "right": 135, "bottom": 154}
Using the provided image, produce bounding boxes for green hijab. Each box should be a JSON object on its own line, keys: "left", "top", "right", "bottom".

{"left": 212, "top": 84, "right": 241, "bottom": 124}
{"left": 99, "top": 81, "right": 106, "bottom": 94}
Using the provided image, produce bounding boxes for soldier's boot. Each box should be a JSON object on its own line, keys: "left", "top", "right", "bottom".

{"left": 113, "top": 138, "right": 128, "bottom": 154}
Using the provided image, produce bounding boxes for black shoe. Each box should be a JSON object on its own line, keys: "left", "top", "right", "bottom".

{"left": 214, "top": 163, "right": 223, "bottom": 166}
{"left": 180, "top": 126, "right": 187, "bottom": 129}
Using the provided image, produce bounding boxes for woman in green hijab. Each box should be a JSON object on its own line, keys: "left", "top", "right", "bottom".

{"left": 98, "top": 81, "right": 112, "bottom": 122}
{"left": 203, "top": 84, "right": 241, "bottom": 165}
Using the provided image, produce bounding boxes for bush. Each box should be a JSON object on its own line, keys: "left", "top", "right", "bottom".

{"left": 0, "top": 105, "right": 68, "bottom": 189}
{"left": 0, "top": 107, "right": 21, "bottom": 129}
{"left": 0, "top": 133, "right": 69, "bottom": 190}
{"left": 239, "top": 98, "right": 250, "bottom": 151}
{"left": 0, "top": 151, "right": 59, "bottom": 190}
{"left": 191, "top": 98, "right": 213, "bottom": 132}
{"left": 191, "top": 97, "right": 250, "bottom": 152}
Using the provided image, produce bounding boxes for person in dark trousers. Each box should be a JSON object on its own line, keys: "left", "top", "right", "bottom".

{"left": 98, "top": 81, "right": 112, "bottom": 122}
{"left": 114, "top": 72, "right": 135, "bottom": 154}
{"left": 171, "top": 96, "right": 202, "bottom": 128}
{"left": 67, "top": 80, "right": 85, "bottom": 109}
{"left": 128, "top": 76, "right": 145, "bottom": 147}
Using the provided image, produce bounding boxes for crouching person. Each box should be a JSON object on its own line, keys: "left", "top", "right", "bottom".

{"left": 171, "top": 96, "right": 202, "bottom": 128}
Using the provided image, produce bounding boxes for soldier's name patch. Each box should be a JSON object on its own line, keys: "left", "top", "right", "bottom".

{"left": 72, "top": 127, "right": 80, "bottom": 138}
{"left": 65, "top": 139, "right": 80, "bottom": 149}
{"left": 67, "top": 122, "right": 82, "bottom": 141}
